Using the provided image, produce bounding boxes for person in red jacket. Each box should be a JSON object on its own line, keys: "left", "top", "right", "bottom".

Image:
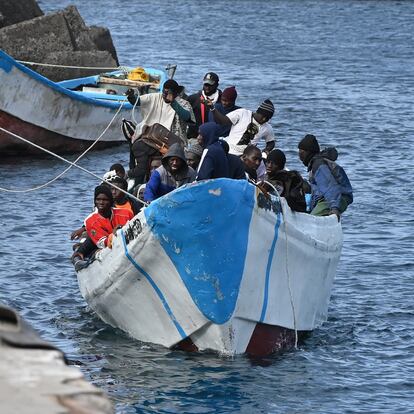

{"left": 84, "top": 185, "right": 134, "bottom": 249}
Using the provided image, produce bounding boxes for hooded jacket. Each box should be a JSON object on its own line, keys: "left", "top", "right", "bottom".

{"left": 196, "top": 122, "right": 230, "bottom": 181}
{"left": 144, "top": 143, "right": 196, "bottom": 202}
{"left": 308, "top": 148, "right": 353, "bottom": 210}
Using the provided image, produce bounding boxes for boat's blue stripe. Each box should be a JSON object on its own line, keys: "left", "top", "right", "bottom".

{"left": 120, "top": 230, "right": 187, "bottom": 339}
{"left": 259, "top": 212, "right": 282, "bottom": 322}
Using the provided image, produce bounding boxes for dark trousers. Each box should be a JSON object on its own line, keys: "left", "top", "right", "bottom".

{"left": 128, "top": 140, "right": 159, "bottom": 185}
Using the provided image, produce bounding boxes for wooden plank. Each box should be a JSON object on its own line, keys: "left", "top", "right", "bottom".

{"left": 99, "top": 76, "right": 160, "bottom": 88}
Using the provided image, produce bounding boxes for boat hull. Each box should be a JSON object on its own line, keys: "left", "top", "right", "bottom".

{"left": 0, "top": 50, "right": 137, "bottom": 157}
{"left": 77, "top": 179, "right": 343, "bottom": 356}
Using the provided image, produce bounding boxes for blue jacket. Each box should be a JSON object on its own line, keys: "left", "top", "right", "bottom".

{"left": 309, "top": 155, "right": 353, "bottom": 210}
{"left": 144, "top": 143, "right": 196, "bottom": 202}
{"left": 196, "top": 122, "right": 230, "bottom": 181}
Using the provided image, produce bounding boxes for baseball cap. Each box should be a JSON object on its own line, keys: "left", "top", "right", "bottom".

{"left": 203, "top": 72, "right": 219, "bottom": 85}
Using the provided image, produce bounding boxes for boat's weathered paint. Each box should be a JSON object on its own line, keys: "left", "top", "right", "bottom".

{"left": 77, "top": 179, "right": 343, "bottom": 356}
{"left": 0, "top": 50, "right": 138, "bottom": 156}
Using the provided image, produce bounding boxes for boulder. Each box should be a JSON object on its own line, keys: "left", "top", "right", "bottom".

{"left": 0, "top": 4, "right": 119, "bottom": 81}
{"left": 0, "top": 0, "right": 43, "bottom": 29}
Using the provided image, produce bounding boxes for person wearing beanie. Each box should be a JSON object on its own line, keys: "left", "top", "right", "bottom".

{"left": 185, "top": 143, "right": 204, "bottom": 170}
{"left": 209, "top": 98, "right": 276, "bottom": 156}
{"left": 187, "top": 72, "right": 222, "bottom": 139}
{"left": 84, "top": 185, "right": 134, "bottom": 249}
{"left": 265, "top": 149, "right": 287, "bottom": 177}
{"left": 298, "top": 134, "right": 353, "bottom": 220}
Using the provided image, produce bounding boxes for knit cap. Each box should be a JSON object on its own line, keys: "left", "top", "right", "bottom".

{"left": 267, "top": 149, "right": 286, "bottom": 169}
{"left": 256, "top": 99, "right": 275, "bottom": 119}
{"left": 222, "top": 86, "right": 237, "bottom": 102}
{"left": 298, "top": 134, "right": 320, "bottom": 154}
{"left": 186, "top": 143, "right": 204, "bottom": 157}
{"left": 94, "top": 184, "right": 114, "bottom": 204}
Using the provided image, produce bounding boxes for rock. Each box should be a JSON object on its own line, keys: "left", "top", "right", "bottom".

{"left": 89, "top": 25, "right": 119, "bottom": 66}
{"left": 0, "top": 4, "right": 119, "bottom": 81}
{"left": 40, "top": 51, "right": 118, "bottom": 82}
{"left": 0, "top": 0, "right": 43, "bottom": 29}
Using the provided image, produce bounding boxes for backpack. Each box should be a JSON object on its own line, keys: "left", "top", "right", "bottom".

{"left": 268, "top": 170, "right": 307, "bottom": 213}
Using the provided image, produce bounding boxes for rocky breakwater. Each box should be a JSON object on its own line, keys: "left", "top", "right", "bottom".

{"left": 0, "top": 0, "right": 119, "bottom": 81}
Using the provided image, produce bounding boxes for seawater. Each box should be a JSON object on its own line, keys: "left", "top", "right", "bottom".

{"left": 1, "top": 1, "right": 413, "bottom": 412}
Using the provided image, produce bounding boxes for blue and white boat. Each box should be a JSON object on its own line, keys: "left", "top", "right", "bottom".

{"left": 76, "top": 179, "right": 343, "bottom": 356}
{"left": 0, "top": 50, "right": 166, "bottom": 156}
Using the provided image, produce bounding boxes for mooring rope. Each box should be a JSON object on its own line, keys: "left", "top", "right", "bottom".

{"left": 0, "top": 100, "right": 146, "bottom": 205}
{"left": 16, "top": 60, "right": 121, "bottom": 71}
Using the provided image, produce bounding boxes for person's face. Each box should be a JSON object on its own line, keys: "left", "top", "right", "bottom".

{"left": 266, "top": 160, "right": 283, "bottom": 175}
{"left": 186, "top": 153, "right": 200, "bottom": 169}
{"left": 115, "top": 170, "right": 125, "bottom": 179}
{"left": 197, "top": 133, "right": 204, "bottom": 147}
{"left": 299, "top": 148, "right": 308, "bottom": 165}
{"left": 253, "top": 112, "right": 268, "bottom": 125}
{"left": 110, "top": 186, "right": 124, "bottom": 202}
{"left": 168, "top": 156, "right": 183, "bottom": 172}
{"left": 221, "top": 96, "right": 234, "bottom": 109}
{"left": 138, "top": 188, "right": 145, "bottom": 200}
{"left": 203, "top": 82, "right": 218, "bottom": 96}
{"left": 150, "top": 159, "right": 162, "bottom": 172}
{"left": 243, "top": 151, "right": 262, "bottom": 170}
{"left": 162, "top": 88, "right": 177, "bottom": 103}
{"left": 95, "top": 193, "right": 112, "bottom": 215}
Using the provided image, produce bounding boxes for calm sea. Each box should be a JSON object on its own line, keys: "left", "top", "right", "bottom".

{"left": 1, "top": 1, "right": 413, "bottom": 412}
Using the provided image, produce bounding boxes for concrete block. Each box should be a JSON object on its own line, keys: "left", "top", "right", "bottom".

{"left": 89, "top": 25, "right": 119, "bottom": 65}
{"left": 0, "top": 0, "right": 43, "bottom": 28}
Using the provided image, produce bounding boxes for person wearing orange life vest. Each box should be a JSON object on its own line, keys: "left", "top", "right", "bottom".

{"left": 85, "top": 185, "right": 134, "bottom": 249}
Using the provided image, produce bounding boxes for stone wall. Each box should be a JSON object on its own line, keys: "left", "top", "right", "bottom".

{"left": 0, "top": 3, "right": 119, "bottom": 81}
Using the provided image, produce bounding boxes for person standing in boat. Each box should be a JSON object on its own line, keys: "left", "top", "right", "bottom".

{"left": 144, "top": 143, "right": 196, "bottom": 203}
{"left": 209, "top": 98, "right": 276, "bottom": 157}
{"left": 187, "top": 72, "right": 222, "bottom": 140}
{"left": 126, "top": 79, "right": 195, "bottom": 186}
{"left": 298, "top": 134, "right": 353, "bottom": 220}
{"left": 196, "top": 122, "right": 230, "bottom": 181}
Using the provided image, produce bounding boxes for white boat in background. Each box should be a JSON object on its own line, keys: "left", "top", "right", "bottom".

{"left": 0, "top": 50, "right": 166, "bottom": 157}
{"left": 76, "top": 179, "right": 343, "bottom": 356}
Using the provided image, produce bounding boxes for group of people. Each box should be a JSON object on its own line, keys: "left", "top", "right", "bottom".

{"left": 71, "top": 71, "right": 353, "bottom": 268}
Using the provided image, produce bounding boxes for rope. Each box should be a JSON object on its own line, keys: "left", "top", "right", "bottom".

{"left": 259, "top": 180, "right": 299, "bottom": 349}
{"left": 0, "top": 102, "right": 147, "bottom": 206}
{"left": 17, "top": 60, "right": 121, "bottom": 71}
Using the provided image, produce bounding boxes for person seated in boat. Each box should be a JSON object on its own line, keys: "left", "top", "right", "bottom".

{"left": 241, "top": 145, "right": 263, "bottom": 181}
{"left": 187, "top": 72, "right": 222, "bottom": 140}
{"left": 265, "top": 149, "right": 286, "bottom": 180}
{"left": 185, "top": 143, "right": 204, "bottom": 171}
{"left": 298, "top": 134, "right": 353, "bottom": 220}
{"left": 144, "top": 143, "right": 196, "bottom": 203}
{"left": 196, "top": 122, "right": 230, "bottom": 181}
{"left": 220, "top": 139, "right": 246, "bottom": 180}
{"left": 209, "top": 98, "right": 276, "bottom": 157}
{"left": 126, "top": 79, "right": 195, "bottom": 185}
{"left": 72, "top": 185, "right": 134, "bottom": 269}
{"left": 109, "top": 163, "right": 126, "bottom": 179}
{"left": 110, "top": 177, "right": 141, "bottom": 215}
{"left": 85, "top": 185, "right": 134, "bottom": 249}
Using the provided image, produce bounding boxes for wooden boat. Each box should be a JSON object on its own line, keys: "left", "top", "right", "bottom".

{"left": 0, "top": 50, "right": 166, "bottom": 157}
{"left": 76, "top": 179, "right": 343, "bottom": 356}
